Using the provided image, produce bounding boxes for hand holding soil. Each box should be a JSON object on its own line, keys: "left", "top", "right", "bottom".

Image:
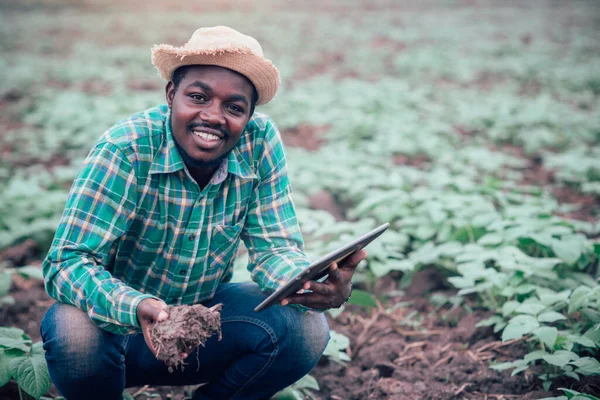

{"left": 149, "top": 303, "right": 223, "bottom": 371}
{"left": 281, "top": 249, "right": 368, "bottom": 310}
{"left": 137, "top": 298, "right": 169, "bottom": 357}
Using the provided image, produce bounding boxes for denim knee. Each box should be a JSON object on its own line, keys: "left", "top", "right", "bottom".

{"left": 41, "top": 303, "right": 126, "bottom": 400}
{"left": 261, "top": 304, "right": 331, "bottom": 377}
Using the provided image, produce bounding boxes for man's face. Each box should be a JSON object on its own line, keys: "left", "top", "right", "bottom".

{"left": 166, "top": 66, "right": 254, "bottom": 169}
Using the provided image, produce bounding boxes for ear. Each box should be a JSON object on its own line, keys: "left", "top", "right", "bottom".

{"left": 166, "top": 81, "right": 175, "bottom": 108}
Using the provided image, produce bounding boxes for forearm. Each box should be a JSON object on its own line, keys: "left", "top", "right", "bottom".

{"left": 44, "top": 247, "right": 155, "bottom": 335}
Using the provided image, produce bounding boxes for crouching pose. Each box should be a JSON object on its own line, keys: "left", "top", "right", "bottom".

{"left": 41, "top": 26, "right": 366, "bottom": 400}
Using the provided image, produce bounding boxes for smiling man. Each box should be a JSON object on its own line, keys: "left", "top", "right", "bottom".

{"left": 40, "top": 26, "right": 366, "bottom": 400}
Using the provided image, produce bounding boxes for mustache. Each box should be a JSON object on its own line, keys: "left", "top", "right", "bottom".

{"left": 187, "top": 122, "right": 229, "bottom": 138}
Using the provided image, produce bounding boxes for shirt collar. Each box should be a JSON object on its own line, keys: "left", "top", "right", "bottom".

{"left": 149, "top": 106, "right": 257, "bottom": 181}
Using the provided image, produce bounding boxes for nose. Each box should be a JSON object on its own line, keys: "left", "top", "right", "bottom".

{"left": 199, "top": 103, "right": 225, "bottom": 126}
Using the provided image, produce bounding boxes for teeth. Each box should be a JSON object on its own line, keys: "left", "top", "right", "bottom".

{"left": 193, "top": 131, "right": 220, "bottom": 141}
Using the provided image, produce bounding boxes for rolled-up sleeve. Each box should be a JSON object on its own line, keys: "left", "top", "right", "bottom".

{"left": 42, "top": 142, "right": 155, "bottom": 335}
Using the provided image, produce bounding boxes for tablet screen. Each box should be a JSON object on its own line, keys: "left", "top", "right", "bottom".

{"left": 254, "top": 222, "right": 389, "bottom": 312}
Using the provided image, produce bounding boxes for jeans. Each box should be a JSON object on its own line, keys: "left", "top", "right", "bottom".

{"left": 40, "top": 282, "right": 330, "bottom": 400}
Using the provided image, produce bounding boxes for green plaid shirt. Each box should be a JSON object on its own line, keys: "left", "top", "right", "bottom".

{"left": 42, "top": 105, "right": 309, "bottom": 335}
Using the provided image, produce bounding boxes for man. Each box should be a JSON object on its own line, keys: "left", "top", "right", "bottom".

{"left": 41, "top": 26, "right": 366, "bottom": 400}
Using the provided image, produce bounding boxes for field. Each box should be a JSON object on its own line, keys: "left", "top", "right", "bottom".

{"left": 1, "top": 0, "right": 599, "bottom": 399}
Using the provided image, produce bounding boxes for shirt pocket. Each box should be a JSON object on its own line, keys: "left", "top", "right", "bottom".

{"left": 208, "top": 220, "right": 244, "bottom": 275}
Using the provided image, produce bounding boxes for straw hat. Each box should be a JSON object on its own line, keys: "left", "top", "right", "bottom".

{"left": 151, "top": 26, "right": 280, "bottom": 105}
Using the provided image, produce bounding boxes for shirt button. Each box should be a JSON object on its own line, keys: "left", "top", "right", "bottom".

{"left": 179, "top": 269, "right": 186, "bottom": 275}
{"left": 189, "top": 234, "right": 195, "bottom": 241}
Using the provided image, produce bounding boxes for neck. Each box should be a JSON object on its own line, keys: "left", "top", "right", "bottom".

{"left": 188, "top": 164, "right": 218, "bottom": 189}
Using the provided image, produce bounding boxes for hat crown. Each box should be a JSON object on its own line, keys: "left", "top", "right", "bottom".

{"left": 185, "top": 26, "right": 264, "bottom": 57}
{"left": 151, "top": 25, "right": 279, "bottom": 105}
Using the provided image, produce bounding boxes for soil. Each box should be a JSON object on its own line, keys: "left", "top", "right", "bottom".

{"left": 1, "top": 1, "right": 599, "bottom": 399}
{"left": 2, "top": 253, "right": 594, "bottom": 400}
{"left": 280, "top": 124, "right": 329, "bottom": 151}
{"left": 307, "top": 190, "right": 347, "bottom": 221}
{"left": 150, "top": 303, "right": 222, "bottom": 371}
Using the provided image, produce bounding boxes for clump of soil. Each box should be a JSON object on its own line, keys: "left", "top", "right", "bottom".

{"left": 150, "top": 303, "right": 223, "bottom": 371}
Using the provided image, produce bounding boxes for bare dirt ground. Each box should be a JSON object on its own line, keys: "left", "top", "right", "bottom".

{"left": 1, "top": 0, "right": 599, "bottom": 399}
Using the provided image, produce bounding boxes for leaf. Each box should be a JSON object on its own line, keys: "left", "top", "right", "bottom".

{"left": 327, "top": 306, "right": 345, "bottom": 320}
{"left": 537, "top": 288, "right": 571, "bottom": 306}
{"left": 542, "top": 351, "right": 579, "bottom": 367}
{"left": 0, "top": 327, "right": 31, "bottom": 352}
{"left": 0, "top": 271, "right": 12, "bottom": 297}
{"left": 511, "top": 363, "right": 529, "bottom": 376}
{"left": 569, "top": 287, "right": 591, "bottom": 315}
{"left": 489, "top": 360, "right": 520, "bottom": 371}
{"left": 558, "top": 388, "right": 600, "bottom": 400}
{"left": 569, "top": 357, "right": 600, "bottom": 376}
{"left": 538, "top": 311, "right": 567, "bottom": 323}
{"left": 478, "top": 232, "right": 504, "bottom": 246}
{"left": 536, "top": 397, "right": 567, "bottom": 400}
{"left": 16, "top": 265, "right": 44, "bottom": 281}
{"left": 292, "top": 374, "right": 320, "bottom": 391}
{"left": 447, "top": 276, "right": 475, "bottom": 289}
{"left": 524, "top": 350, "right": 549, "bottom": 361}
{"left": 9, "top": 354, "right": 52, "bottom": 399}
{"left": 476, "top": 316, "right": 503, "bottom": 328}
{"left": 30, "top": 342, "right": 45, "bottom": 357}
{"left": 0, "top": 327, "right": 27, "bottom": 340}
{"left": 543, "top": 380, "right": 553, "bottom": 392}
{"left": 502, "top": 301, "right": 520, "bottom": 317}
{"left": 502, "top": 320, "right": 539, "bottom": 342}
{"left": 515, "top": 302, "right": 546, "bottom": 315}
{"left": 552, "top": 237, "right": 583, "bottom": 264}
{"left": 534, "top": 326, "right": 558, "bottom": 348}
{"left": 0, "top": 348, "right": 23, "bottom": 386}
{"left": 122, "top": 392, "right": 135, "bottom": 400}
{"left": 347, "top": 289, "right": 378, "bottom": 308}
{"left": 490, "top": 359, "right": 528, "bottom": 373}
{"left": 509, "top": 314, "right": 538, "bottom": 325}
{"left": 574, "top": 335, "right": 597, "bottom": 348}
{"left": 515, "top": 284, "right": 537, "bottom": 295}
{"left": 323, "top": 331, "right": 351, "bottom": 364}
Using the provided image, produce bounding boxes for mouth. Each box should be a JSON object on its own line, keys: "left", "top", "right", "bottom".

{"left": 190, "top": 128, "right": 226, "bottom": 150}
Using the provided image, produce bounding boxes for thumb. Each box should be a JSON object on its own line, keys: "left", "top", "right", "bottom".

{"left": 143, "top": 303, "right": 169, "bottom": 322}
{"left": 157, "top": 309, "right": 168, "bottom": 321}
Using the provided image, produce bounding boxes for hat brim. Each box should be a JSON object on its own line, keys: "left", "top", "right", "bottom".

{"left": 151, "top": 44, "right": 280, "bottom": 106}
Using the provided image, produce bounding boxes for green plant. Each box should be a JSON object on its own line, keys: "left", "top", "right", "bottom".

{"left": 0, "top": 263, "right": 44, "bottom": 305}
{"left": 0, "top": 327, "right": 51, "bottom": 399}
{"left": 539, "top": 387, "right": 600, "bottom": 400}
{"left": 274, "top": 374, "right": 320, "bottom": 400}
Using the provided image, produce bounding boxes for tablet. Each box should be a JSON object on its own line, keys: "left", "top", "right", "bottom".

{"left": 254, "top": 222, "right": 389, "bottom": 312}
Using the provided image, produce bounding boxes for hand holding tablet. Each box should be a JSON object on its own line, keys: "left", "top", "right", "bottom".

{"left": 254, "top": 223, "right": 389, "bottom": 312}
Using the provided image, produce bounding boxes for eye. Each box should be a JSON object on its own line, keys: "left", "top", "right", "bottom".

{"left": 189, "top": 94, "right": 207, "bottom": 102}
{"left": 226, "top": 103, "right": 245, "bottom": 114}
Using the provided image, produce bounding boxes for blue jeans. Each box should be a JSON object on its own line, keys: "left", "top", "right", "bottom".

{"left": 40, "top": 282, "right": 330, "bottom": 400}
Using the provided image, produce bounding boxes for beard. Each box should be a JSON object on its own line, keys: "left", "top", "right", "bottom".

{"left": 173, "top": 138, "right": 230, "bottom": 169}
{"left": 170, "top": 110, "right": 232, "bottom": 169}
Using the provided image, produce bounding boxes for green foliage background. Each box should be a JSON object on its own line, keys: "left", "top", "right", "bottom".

{"left": 1, "top": 0, "right": 599, "bottom": 398}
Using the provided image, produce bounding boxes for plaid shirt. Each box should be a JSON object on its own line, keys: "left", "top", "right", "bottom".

{"left": 42, "top": 105, "right": 309, "bottom": 335}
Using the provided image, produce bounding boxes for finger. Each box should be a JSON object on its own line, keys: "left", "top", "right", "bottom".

{"left": 283, "top": 291, "right": 339, "bottom": 310}
{"left": 327, "top": 261, "right": 342, "bottom": 284}
{"left": 141, "top": 323, "right": 158, "bottom": 356}
{"left": 340, "top": 249, "right": 368, "bottom": 269}
{"left": 306, "top": 281, "right": 334, "bottom": 296}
